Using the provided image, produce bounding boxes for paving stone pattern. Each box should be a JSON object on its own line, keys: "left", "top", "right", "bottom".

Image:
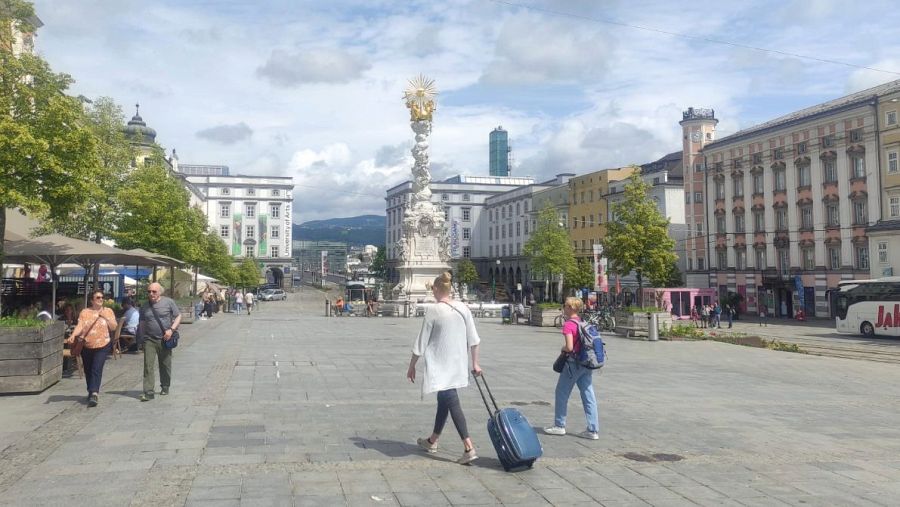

{"left": 1, "top": 288, "right": 900, "bottom": 506}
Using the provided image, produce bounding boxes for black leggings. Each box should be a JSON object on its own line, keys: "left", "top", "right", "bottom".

{"left": 433, "top": 389, "right": 469, "bottom": 440}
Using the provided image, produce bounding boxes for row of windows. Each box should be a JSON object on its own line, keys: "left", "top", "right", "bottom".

{"left": 572, "top": 214, "right": 603, "bottom": 228}
{"left": 710, "top": 155, "right": 866, "bottom": 201}
{"left": 220, "top": 204, "right": 282, "bottom": 219}
{"left": 241, "top": 245, "right": 282, "bottom": 258}
{"left": 489, "top": 221, "right": 529, "bottom": 240}
{"left": 713, "top": 245, "right": 870, "bottom": 271}
{"left": 219, "top": 187, "right": 282, "bottom": 197}
{"left": 442, "top": 193, "right": 471, "bottom": 202}
{"left": 219, "top": 224, "right": 282, "bottom": 240}
{"left": 488, "top": 201, "right": 528, "bottom": 221}
{"left": 488, "top": 244, "right": 522, "bottom": 257}
{"left": 710, "top": 199, "right": 871, "bottom": 234}
{"left": 703, "top": 132, "right": 867, "bottom": 172}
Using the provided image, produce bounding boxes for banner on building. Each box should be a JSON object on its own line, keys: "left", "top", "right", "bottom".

{"left": 232, "top": 213, "right": 242, "bottom": 256}
{"left": 258, "top": 214, "right": 268, "bottom": 257}
{"left": 450, "top": 220, "right": 460, "bottom": 258}
{"left": 593, "top": 244, "right": 608, "bottom": 293}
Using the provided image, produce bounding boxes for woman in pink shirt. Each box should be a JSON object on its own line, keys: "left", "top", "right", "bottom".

{"left": 543, "top": 297, "right": 599, "bottom": 440}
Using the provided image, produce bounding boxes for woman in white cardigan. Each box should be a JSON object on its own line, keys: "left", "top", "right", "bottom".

{"left": 407, "top": 271, "right": 482, "bottom": 464}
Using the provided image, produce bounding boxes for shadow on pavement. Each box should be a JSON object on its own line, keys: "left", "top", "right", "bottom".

{"left": 43, "top": 395, "right": 86, "bottom": 404}
{"left": 104, "top": 390, "right": 143, "bottom": 400}
{"left": 349, "top": 437, "right": 421, "bottom": 458}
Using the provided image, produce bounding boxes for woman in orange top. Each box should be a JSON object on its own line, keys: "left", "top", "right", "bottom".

{"left": 67, "top": 291, "right": 117, "bottom": 407}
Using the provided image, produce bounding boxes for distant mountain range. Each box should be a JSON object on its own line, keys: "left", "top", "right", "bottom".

{"left": 292, "top": 215, "right": 385, "bottom": 246}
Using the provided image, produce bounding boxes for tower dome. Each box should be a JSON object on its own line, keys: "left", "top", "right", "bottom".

{"left": 123, "top": 103, "right": 157, "bottom": 146}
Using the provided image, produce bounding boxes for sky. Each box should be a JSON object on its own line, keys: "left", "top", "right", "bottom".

{"left": 30, "top": 0, "right": 900, "bottom": 223}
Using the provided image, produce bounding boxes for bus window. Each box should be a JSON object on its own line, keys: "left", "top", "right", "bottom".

{"left": 835, "top": 294, "right": 849, "bottom": 320}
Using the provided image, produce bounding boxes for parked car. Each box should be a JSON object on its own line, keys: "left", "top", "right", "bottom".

{"left": 259, "top": 288, "right": 286, "bottom": 301}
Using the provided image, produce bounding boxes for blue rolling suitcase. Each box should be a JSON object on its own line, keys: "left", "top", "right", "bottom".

{"left": 473, "top": 372, "right": 543, "bottom": 471}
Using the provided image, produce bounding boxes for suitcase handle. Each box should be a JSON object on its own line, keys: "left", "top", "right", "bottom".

{"left": 472, "top": 370, "right": 500, "bottom": 416}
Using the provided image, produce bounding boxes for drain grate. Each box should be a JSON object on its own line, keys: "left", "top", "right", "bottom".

{"left": 621, "top": 452, "right": 684, "bottom": 463}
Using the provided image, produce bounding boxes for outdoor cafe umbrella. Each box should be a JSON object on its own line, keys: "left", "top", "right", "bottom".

{"left": 3, "top": 210, "right": 160, "bottom": 312}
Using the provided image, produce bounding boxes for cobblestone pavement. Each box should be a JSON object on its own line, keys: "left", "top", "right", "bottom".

{"left": 2, "top": 288, "right": 900, "bottom": 506}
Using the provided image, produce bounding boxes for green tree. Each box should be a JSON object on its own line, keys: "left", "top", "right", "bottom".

{"left": 523, "top": 204, "right": 575, "bottom": 302}
{"left": 113, "top": 161, "right": 207, "bottom": 263}
{"left": 197, "top": 230, "right": 237, "bottom": 285}
{"left": 1, "top": 1, "right": 97, "bottom": 312}
{"left": 565, "top": 257, "right": 594, "bottom": 293}
{"left": 650, "top": 261, "right": 683, "bottom": 288}
{"left": 237, "top": 258, "right": 261, "bottom": 287}
{"left": 369, "top": 245, "right": 386, "bottom": 278}
{"left": 37, "top": 97, "right": 133, "bottom": 242}
{"left": 454, "top": 258, "right": 480, "bottom": 287}
{"left": 602, "top": 170, "right": 677, "bottom": 307}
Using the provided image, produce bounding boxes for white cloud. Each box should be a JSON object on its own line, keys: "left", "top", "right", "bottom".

{"left": 256, "top": 48, "right": 372, "bottom": 87}
{"left": 28, "top": 0, "right": 900, "bottom": 223}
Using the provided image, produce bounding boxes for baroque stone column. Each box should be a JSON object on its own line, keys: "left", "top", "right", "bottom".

{"left": 393, "top": 75, "right": 450, "bottom": 302}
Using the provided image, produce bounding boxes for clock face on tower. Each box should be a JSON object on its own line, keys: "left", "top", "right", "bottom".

{"left": 691, "top": 131, "right": 701, "bottom": 143}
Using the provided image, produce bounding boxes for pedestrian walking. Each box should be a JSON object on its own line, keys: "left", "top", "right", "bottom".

{"left": 234, "top": 290, "right": 244, "bottom": 315}
{"left": 759, "top": 304, "right": 768, "bottom": 327}
{"left": 544, "top": 297, "right": 600, "bottom": 440}
{"left": 713, "top": 303, "right": 722, "bottom": 328}
{"left": 701, "top": 305, "right": 709, "bottom": 328}
{"left": 244, "top": 290, "right": 254, "bottom": 315}
{"left": 138, "top": 282, "right": 181, "bottom": 401}
{"left": 66, "top": 290, "right": 117, "bottom": 407}
{"left": 407, "top": 271, "right": 482, "bottom": 465}
{"left": 690, "top": 307, "right": 699, "bottom": 328}
{"left": 727, "top": 305, "right": 734, "bottom": 328}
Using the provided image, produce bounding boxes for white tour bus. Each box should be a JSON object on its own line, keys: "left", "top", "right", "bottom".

{"left": 832, "top": 277, "right": 900, "bottom": 337}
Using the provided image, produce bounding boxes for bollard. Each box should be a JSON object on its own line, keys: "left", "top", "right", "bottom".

{"left": 648, "top": 312, "right": 659, "bottom": 341}
{"left": 404, "top": 301, "right": 410, "bottom": 318}
{"left": 325, "top": 298, "right": 330, "bottom": 317}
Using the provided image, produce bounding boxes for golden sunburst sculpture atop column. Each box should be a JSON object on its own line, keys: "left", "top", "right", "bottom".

{"left": 403, "top": 74, "right": 437, "bottom": 121}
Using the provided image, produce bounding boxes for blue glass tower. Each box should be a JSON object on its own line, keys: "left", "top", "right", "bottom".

{"left": 489, "top": 126, "right": 510, "bottom": 176}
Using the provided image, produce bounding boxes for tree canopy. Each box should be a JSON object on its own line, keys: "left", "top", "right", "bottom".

{"left": 523, "top": 204, "right": 575, "bottom": 302}
{"left": 565, "top": 257, "right": 594, "bottom": 293}
{"left": 1, "top": 0, "right": 96, "bottom": 260}
{"left": 369, "top": 246, "right": 386, "bottom": 278}
{"left": 602, "top": 170, "right": 677, "bottom": 307}
{"left": 454, "top": 258, "right": 480, "bottom": 287}
{"left": 237, "top": 258, "right": 261, "bottom": 288}
{"left": 38, "top": 97, "right": 134, "bottom": 243}
{"left": 113, "top": 159, "right": 207, "bottom": 264}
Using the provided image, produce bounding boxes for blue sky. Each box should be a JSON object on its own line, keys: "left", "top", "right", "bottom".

{"left": 31, "top": 0, "right": 900, "bottom": 222}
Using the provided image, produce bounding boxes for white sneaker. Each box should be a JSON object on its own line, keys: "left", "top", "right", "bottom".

{"left": 577, "top": 430, "right": 599, "bottom": 440}
{"left": 543, "top": 426, "right": 566, "bottom": 436}
{"left": 457, "top": 447, "right": 478, "bottom": 465}
{"left": 417, "top": 437, "right": 438, "bottom": 453}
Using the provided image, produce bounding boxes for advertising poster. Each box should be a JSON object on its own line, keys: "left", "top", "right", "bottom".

{"left": 232, "top": 213, "right": 242, "bottom": 255}
{"left": 593, "top": 244, "right": 608, "bottom": 292}
{"left": 450, "top": 220, "right": 460, "bottom": 258}
{"left": 258, "top": 214, "right": 268, "bottom": 257}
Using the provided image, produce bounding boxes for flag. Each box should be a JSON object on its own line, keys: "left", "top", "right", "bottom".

{"left": 616, "top": 275, "right": 621, "bottom": 295}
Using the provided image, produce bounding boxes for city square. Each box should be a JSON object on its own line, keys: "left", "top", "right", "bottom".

{"left": 4, "top": 1, "right": 900, "bottom": 506}
{"left": 2, "top": 292, "right": 900, "bottom": 506}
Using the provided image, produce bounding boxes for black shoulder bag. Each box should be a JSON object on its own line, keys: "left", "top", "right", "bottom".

{"left": 149, "top": 303, "right": 179, "bottom": 349}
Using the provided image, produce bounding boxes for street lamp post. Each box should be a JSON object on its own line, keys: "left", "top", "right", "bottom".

{"left": 492, "top": 259, "right": 501, "bottom": 302}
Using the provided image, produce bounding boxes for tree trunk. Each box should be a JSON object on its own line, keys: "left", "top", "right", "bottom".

{"left": 0, "top": 207, "right": 5, "bottom": 317}
{"left": 637, "top": 270, "right": 644, "bottom": 308}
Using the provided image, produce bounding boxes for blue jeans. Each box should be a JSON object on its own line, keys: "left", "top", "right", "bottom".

{"left": 554, "top": 359, "right": 599, "bottom": 433}
{"left": 235, "top": 302, "right": 243, "bottom": 314}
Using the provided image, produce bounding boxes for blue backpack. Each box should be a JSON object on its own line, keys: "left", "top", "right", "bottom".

{"left": 573, "top": 319, "right": 606, "bottom": 369}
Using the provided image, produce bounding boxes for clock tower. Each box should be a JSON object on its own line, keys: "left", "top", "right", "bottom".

{"left": 680, "top": 107, "right": 718, "bottom": 288}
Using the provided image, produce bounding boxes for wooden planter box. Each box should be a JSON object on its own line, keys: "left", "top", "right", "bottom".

{"left": 0, "top": 322, "right": 65, "bottom": 394}
{"left": 530, "top": 306, "right": 561, "bottom": 327}
{"left": 179, "top": 305, "right": 194, "bottom": 324}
